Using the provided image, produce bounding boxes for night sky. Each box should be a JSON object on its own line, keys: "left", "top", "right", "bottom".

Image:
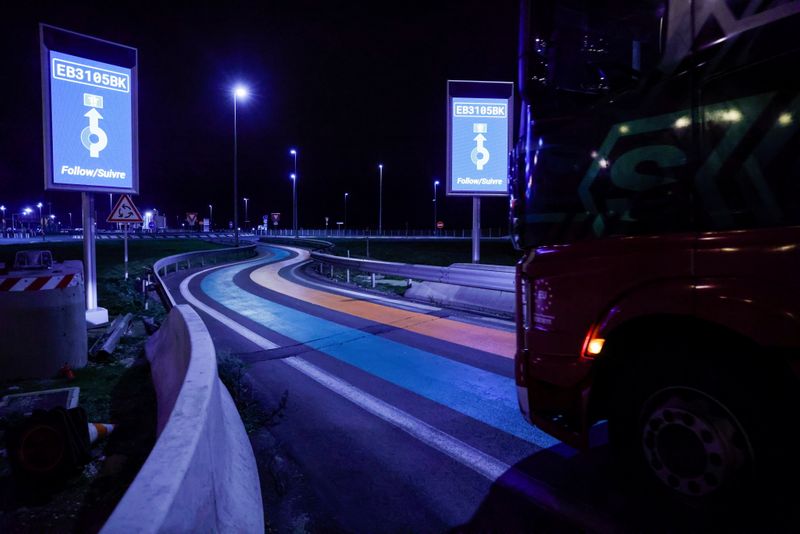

{"left": 1, "top": 1, "right": 518, "bottom": 232}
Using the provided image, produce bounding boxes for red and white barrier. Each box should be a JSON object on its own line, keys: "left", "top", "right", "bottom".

{"left": 0, "top": 272, "right": 82, "bottom": 292}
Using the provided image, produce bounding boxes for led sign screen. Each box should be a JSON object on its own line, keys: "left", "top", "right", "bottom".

{"left": 446, "top": 81, "right": 513, "bottom": 197}
{"left": 41, "top": 25, "right": 138, "bottom": 193}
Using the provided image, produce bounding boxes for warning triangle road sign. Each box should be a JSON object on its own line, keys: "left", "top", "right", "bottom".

{"left": 107, "top": 194, "right": 144, "bottom": 223}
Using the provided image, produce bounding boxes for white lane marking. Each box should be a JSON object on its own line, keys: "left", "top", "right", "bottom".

{"left": 178, "top": 259, "right": 280, "bottom": 351}
{"left": 180, "top": 253, "right": 616, "bottom": 532}
{"left": 283, "top": 356, "right": 508, "bottom": 479}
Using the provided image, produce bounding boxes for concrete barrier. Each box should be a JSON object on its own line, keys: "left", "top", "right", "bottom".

{"left": 101, "top": 304, "right": 263, "bottom": 533}
{"left": 0, "top": 260, "right": 87, "bottom": 380}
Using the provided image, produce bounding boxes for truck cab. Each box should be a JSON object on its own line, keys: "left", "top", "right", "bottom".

{"left": 510, "top": 0, "right": 800, "bottom": 501}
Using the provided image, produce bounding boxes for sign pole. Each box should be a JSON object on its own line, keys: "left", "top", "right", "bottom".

{"left": 124, "top": 223, "right": 129, "bottom": 280}
{"left": 82, "top": 193, "right": 106, "bottom": 324}
{"left": 472, "top": 196, "right": 480, "bottom": 263}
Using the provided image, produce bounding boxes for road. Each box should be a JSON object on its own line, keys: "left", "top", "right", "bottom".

{"left": 164, "top": 243, "right": 797, "bottom": 533}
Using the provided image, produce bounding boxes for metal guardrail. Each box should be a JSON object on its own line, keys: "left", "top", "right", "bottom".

{"left": 152, "top": 244, "right": 258, "bottom": 309}
{"left": 309, "top": 251, "right": 515, "bottom": 292}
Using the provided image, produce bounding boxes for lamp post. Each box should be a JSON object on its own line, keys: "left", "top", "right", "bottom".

{"left": 433, "top": 180, "right": 440, "bottom": 234}
{"left": 290, "top": 173, "right": 297, "bottom": 238}
{"left": 209, "top": 204, "right": 213, "bottom": 230}
{"left": 36, "top": 202, "right": 44, "bottom": 240}
{"left": 68, "top": 211, "right": 72, "bottom": 229}
{"left": 290, "top": 148, "right": 298, "bottom": 237}
{"left": 232, "top": 84, "right": 248, "bottom": 246}
{"left": 0, "top": 205, "right": 5, "bottom": 233}
{"left": 24, "top": 207, "right": 32, "bottom": 235}
{"left": 344, "top": 192, "right": 349, "bottom": 229}
{"left": 378, "top": 163, "right": 383, "bottom": 235}
{"left": 243, "top": 197, "right": 249, "bottom": 230}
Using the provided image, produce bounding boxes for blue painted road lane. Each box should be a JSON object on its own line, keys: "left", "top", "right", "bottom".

{"left": 199, "top": 250, "right": 558, "bottom": 448}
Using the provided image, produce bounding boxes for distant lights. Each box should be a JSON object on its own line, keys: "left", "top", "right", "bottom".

{"left": 618, "top": 124, "right": 630, "bottom": 134}
{"left": 778, "top": 112, "right": 793, "bottom": 126}
{"left": 290, "top": 148, "right": 297, "bottom": 155}
{"left": 290, "top": 173, "right": 296, "bottom": 180}
{"left": 233, "top": 85, "right": 248, "bottom": 99}
{"left": 674, "top": 116, "right": 691, "bottom": 129}
{"left": 598, "top": 158, "right": 610, "bottom": 169}
{"left": 709, "top": 108, "right": 742, "bottom": 123}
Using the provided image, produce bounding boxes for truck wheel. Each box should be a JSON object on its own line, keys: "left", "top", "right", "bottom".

{"left": 637, "top": 385, "right": 753, "bottom": 498}
{"left": 607, "top": 352, "right": 786, "bottom": 505}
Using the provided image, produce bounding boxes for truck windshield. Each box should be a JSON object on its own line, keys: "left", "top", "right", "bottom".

{"left": 511, "top": 0, "right": 800, "bottom": 248}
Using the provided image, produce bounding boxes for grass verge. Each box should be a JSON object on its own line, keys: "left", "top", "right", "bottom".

{"left": 0, "top": 238, "right": 225, "bottom": 533}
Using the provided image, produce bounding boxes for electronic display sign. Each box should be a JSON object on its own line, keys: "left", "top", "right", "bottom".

{"left": 446, "top": 81, "right": 513, "bottom": 197}
{"left": 40, "top": 25, "right": 138, "bottom": 193}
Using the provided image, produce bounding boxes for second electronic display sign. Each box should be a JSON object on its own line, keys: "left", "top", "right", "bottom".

{"left": 446, "top": 80, "right": 513, "bottom": 197}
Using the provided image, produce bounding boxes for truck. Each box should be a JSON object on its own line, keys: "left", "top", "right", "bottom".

{"left": 509, "top": 0, "right": 800, "bottom": 501}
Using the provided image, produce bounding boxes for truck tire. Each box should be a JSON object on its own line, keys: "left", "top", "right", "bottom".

{"left": 607, "top": 345, "right": 795, "bottom": 507}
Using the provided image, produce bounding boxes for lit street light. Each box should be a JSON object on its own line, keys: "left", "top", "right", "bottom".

{"left": 232, "top": 84, "right": 248, "bottom": 246}
{"left": 243, "top": 197, "right": 249, "bottom": 230}
{"left": 36, "top": 202, "right": 44, "bottom": 241}
{"left": 68, "top": 211, "right": 72, "bottom": 229}
{"left": 290, "top": 148, "right": 298, "bottom": 238}
{"left": 209, "top": 204, "right": 213, "bottom": 229}
{"left": 433, "top": 180, "right": 440, "bottom": 233}
{"left": 344, "top": 192, "right": 349, "bottom": 228}
{"left": 378, "top": 163, "right": 383, "bottom": 235}
{"left": 290, "top": 173, "right": 297, "bottom": 238}
{"left": 0, "top": 205, "right": 5, "bottom": 233}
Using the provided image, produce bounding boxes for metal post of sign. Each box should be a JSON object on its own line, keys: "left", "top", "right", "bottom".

{"left": 124, "top": 223, "right": 129, "bottom": 280}
{"left": 83, "top": 193, "right": 96, "bottom": 309}
{"left": 472, "top": 196, "right": 480, "bottom": 263}
{"left": 82, "top": 193, "right": 107, "bottom": 324}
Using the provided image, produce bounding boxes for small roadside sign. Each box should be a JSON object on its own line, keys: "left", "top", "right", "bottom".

{"left": 107, "top": 193, "right": 143, "bottom": 223}
{"left": 186, "top": 212, "right": 197, "bottom": 226}
{"left": 436, "top": 221, "right": 445, "bottom": 229}
{"left": 271, "top": 212, "right": 280, "bottom": 226}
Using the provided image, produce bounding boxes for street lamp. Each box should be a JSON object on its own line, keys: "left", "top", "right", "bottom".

{"left": 23, "top": 207, "right": 32, "bottom": 234}
{"left": 344, "top": 192, "right": 349, "bottom": 228}
{"left": 290, "top": 173, "right": 298, "bottom": 238}
{"left": 290, "top": 148, "right": 298, "bottom": 237}
{"left": 0, "top": 205, "right": 5, "bottom": 233}
{"left": 433, "top": 180, "right": 440, "bottom": 234}
{"left": 243, "top": 197, "right": 249, "bottom": 230}
{"left": 209, "top": 204, "right": 213, "bottom": 229}
{"left": 232, "top": 84, "right": 248, "bottom": 246}
{"left": 378, "top": 163, "right": 383, "bottom": 235}
{"left": 36, "top": 202, "right": 44, "bottom": 240}
{"left": 68, "top": 211, "right": 73, "bottom": 229}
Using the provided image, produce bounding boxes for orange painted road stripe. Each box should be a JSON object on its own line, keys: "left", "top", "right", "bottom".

{"left": 250, "top": 247, "right": 515, "bottom": 358}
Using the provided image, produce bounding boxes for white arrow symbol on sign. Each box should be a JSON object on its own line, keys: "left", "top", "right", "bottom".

{"left": 81, "top": 108, "right": 108, "bottom": 158}
{"left": 471, "top": 133, "right": 490, "bottom": 171}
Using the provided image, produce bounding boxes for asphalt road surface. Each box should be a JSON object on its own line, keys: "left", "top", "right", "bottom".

{"left": 164, "top": 243, "right": 798, "bottom": 533}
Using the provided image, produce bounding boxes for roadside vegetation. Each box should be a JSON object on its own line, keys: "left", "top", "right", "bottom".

{"left": 0, "top": 238, "right": 225, "bottom": 533}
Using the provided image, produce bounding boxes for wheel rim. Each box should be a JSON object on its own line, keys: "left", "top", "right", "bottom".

{"left": 640, "top": 387, "right": 753, "bottom": 497}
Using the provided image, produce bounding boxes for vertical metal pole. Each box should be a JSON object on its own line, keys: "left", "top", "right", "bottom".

{"left": 83, "top": 193, "right": 98, "bottom": 309}
{"left": 378, "top": 164, "right": 383, "bottom": 235}
{"left": 233, "top": 96, "right": 239, "bottom": 247}
{"left": 293, "top": 152, "right": 298, "bottom": 238}
{"left": 472, "top": 196, "right": 480, "bottom": 263}
{"left": 124, "top": 223, "right": 129, "bottom": 280}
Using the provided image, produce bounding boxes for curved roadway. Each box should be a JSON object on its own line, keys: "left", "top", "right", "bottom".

{"left": 162, "top": 243, "right": 788, "bottom": 533}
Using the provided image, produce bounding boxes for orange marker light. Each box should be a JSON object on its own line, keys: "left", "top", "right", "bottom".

{"left": 586, "top": 338, "right": 605, "bottom": 356}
